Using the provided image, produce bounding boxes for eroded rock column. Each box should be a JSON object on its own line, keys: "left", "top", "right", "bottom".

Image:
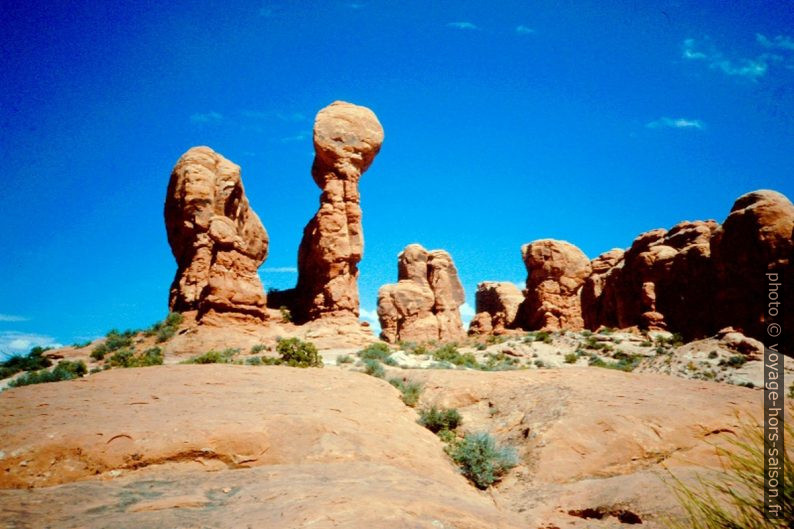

{"left": 165, "top": 146, "right": 269, "bottom": 321}
{"left": 294, "top": 101, "right": 384, "bottom": 322}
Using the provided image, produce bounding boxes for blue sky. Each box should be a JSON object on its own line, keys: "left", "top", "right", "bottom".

{"left": 1, "top": 0, "right": 793, "bottom": 354}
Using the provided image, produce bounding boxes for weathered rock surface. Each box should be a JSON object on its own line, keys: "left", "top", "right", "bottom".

{"left": 165, "top": 146, "right": 269, "bottom": 321}
{"left": 468, "top": 281, "right": 524, "bottom": 334}
{"left": 519, "top": 239, "right": 591, "bottom": 330}
{"left": 0, "top": 366, "right": 522, "bottom": 528}
{"left": 581, "top": 248, "right": 624, "bottom": 329}
{"left": 294, "top": 101, "right": 384, "bottom": 323}
{"left": 378, "top": 244, "right": 466, "bottom": 343}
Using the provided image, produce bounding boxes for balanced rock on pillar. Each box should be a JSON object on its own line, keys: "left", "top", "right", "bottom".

{"left": 294, "top": 101, "right": 384, "bottom": 322}
{"left": 164, "top": 146, "right": 269, "bottom": 322}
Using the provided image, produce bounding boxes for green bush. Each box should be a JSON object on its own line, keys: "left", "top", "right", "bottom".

{"left": 419, "top": 406, "right": 462, "bottom": 433}
{"left": 276, "top": 338, "right": 322, "bottom": 367}
{"left": 358, "top": 342, "right": 391, "bottom": 361}
{"left": 432, "top": 344, "right": 479, "bottom": 368}
{"left": 665, "top": 418, "right": 793, "bottom": 529}
{"left": 109, "top": 347, "right": 163, "bottom": 368}
{"left": 564, "top": 352, "right": 579, "bottom": 364}
{"left": 0, "top": 347, "right": 53, "bottom": 379}
{"left": 250, "top": 344, "right": 268, "bottom": 354}
{"left": 708, "top": 351, "right": 719, "bottom": 359}
{"left": 482, "top": 352, "right": 520, "bottom": 371}
{"left": 362, "top": 358, "right": 385, "bottom": 378}
{"left": 719, "top": 355, "right": 747, "bottom": 368}
{"left": 246, "top": 356, "right": 263, "bottom": 365}
{"left": 91, "top": 329, "right": 135, "bottom": 360}
{"left": 9, "top": 360, "right": 87, "bottom": 388}
{"left": 447, "top": 432, "right": 518, "bottom": 489}
{"left": 399, "top": 341, "right": 429, "bottom": 355}
{"left": 389, "top": 377, "right": 422, "bottom": 407}
{"left": 336, "top": 354, "right": 354, "bottom": 365}
{"left": 72, "top": 340, "right": 92, "bottom": 349}
{"left": 279, "top": 306, "right": 292, "bottom": 323}
{"left": 186, "top": 348, "right": 239, "bottom": 364}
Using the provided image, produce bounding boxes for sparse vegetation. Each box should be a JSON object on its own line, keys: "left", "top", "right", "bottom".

{"left": 432, "top": 344, "right": 479, "bottom": 368}
{"left": 250, "top": 344, "right": 269, "bottom": 354}
{"left": 8, "top": 360, "right": 87, "bottom": 388}
{"left": 279, "top": 306, "right": 292, "bottom": 323}
{"left": 0, "top": 346, "right": 53, "bottom": 379}
{"left": 708, "top": 351, "right": 718, "bottom": 359}
{"left": 143, "top": 312, "right": 183, "bottom": 343}
{"left": 336, "top": 354, "right": 354, "bottom": 365}
{"left": 91, "top": 329, "right": 135, "bottom": 361}
{"left": 398, "top": 341, "right": 429, "bottom": 355}
{"left": 719, "top": 355, "right": 747, "bottom": 368}
{"left": 482, "top": 352, "right": 520, "bottom": 371}
{"left": 525, "top": 330, "right": 553, "bottom": 344}
{"left": 358, "top": 342, "right": 391, "bottom": 361}
{"left": 389, "top": 377, "right": 422, "bottom": 407}
{"left": 72, "top": 340, "right": 92, "bottom": 349}
{"left": 185, "top": 348, "right": 239, "bottom": 364}
{"left": 418, "top": 406, "right": 462, "bottom": 433}
{"left": 665, "top": 418, "right": 793, "bottom": 529}
{"left": 108, "top": 347, "right": 163, "bottom": 368}
{"left": 447, "top": 432, "right": 518, "bottom": 489}
{"left": 362, "top": 358, "right": 385, "bottom": 378}
{"left": 564, "top": 352, "right": 579, "bottom": 364}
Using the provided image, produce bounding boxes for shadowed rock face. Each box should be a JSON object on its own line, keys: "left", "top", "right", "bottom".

{"left": 294, "top": 101, "right": 384, "bottom": 323}
{"left": 165, "top": 146, "right": 268, "bottom": 321}
{"left": 581, "top": 189, "right": 793, "bottom": 348}
{"left": 711, "top": 190, "right": 794, "bottom": 349}
{"left": 378, "top": 244, "right": 466, "bottom": 343}
{"left": 518, "top": 239, "right": 592, "bottom": 331}
{"left": 469, "top": 282, "right": 524, "bottom": 334}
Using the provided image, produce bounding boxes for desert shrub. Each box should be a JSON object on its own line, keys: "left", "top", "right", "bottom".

{"left": 9, "top": 360, "right": 87, "bottom": 388}
{"left": 719, "top": 355, "right": 747, "bottom": 368}
{"left": 475, "top": 342, "right": 487, "bottom": 351}
{"left": 640, "top": 340, "right": 653, "bottom": 347}
{"left": 0, "top": 347, "right": 52, "bottom": 379}
{"left": 109, "top": 347, "right": 163, "bottom": 368}
{"left": 389, "top": 377, "right": 422, "bottom": 407}
{"left": 250, "top": 344, "right": 268, "bottom": 354}
{"left": 482, "top": 352, "right": 519, "bottom": 371}
{"left": 564, "top": 352, "right": 579, "bottom": 364}
{"left": 362, "top": 358, "right": 385, "bottom": 378}
{"left": 535, "top": 331, "right": 553, "bottom": 344}
{"left": 447, "top": 432, "right": 518, "bottom": 489}
{"left": 533, "top": 359, "right": 547, "bottom": 368}
{"left": 670, "top": 332, "right": 685, "bottom": 347}
{"left": 246, "top": 356, "right": 263, "bottom": 365}
{"left": 336, "top": 354, "right": 354, "bottom": 365}
{"left": 186, "top": 348, "right": 239, "bottom": 364}
{"left": 419, "top": 406, "right": 462, "bottom": 433}
{"left": 708, "top": 351, "right": 719, "bottom": 359}
{"left": 432, "top": 344, "right": 479, "bottom": 368}
{"left": 358, "top": 342, "right": 391, "bottom": 361}
{"left": 665, "top": 418, "right": 793, "bottom": 529}
{"left": 399, "top": 341, "right": 429, "bottom": 355}
{"left": 92, "top": 329, "right": 135, "bottom": 360}
{"left": 72, "top": 340, "right": 92, "bottom": 349}
{"left": 598, "top": 327, "right": 615, "bottom": 335}
{"left": 276, "top": 338, "right": 322, "bottom": 367}
{"left": 279, "top": 306, "right": 292, "bottom": 323}
{"left": 485, "top": 334, "right": 506, "bottom": 345}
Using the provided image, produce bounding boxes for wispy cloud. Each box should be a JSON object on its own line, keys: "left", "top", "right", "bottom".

{"left": 682, "top": 38, "right": 769, "bottom": 79}
{"left": 447, "top": 21, "right": 478, "bottom": 30}
{"left": 646, "top": 117, "right": 705, "bottom": 130}
{"left": 280, "top": 133, "right": 308, "bottom": 143}
{"left": 359, "top": 307, "right": 381, "bottom": 335}
{"left": 0, "top": 331, "right": 62, "bottom": 356}
{"left": 262, "top": 266, "right": 298, "bottom": 273}
{"left": 0, "top": 314, "right": 28, "bottom": 322}
{"left": 757, "top": 34, "right": 794, "bottom": 51}
{"left": 190, "top": 111, "right": 224, "bottom": 124}
{"left": 515, "top": 25, "right": 535, "bottom": 35}
{"left": 459, "top": 302, "right": 475, "bottom": 324}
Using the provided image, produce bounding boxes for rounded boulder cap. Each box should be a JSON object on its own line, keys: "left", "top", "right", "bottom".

{"left": 313, "top": 101, "right": 384, "bottom": 174}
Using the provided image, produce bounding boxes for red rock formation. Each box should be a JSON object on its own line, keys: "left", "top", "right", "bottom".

{"left": 581, "top": 249, "right": 624, "bottom": 329}
{"left": 294, "top": 101, "right": 384, "bottom": 322}
{"left": 165, "top": 146, "right": 268, "bottom": 321}
{"left": 519, "top": 240, "right": 591, "bottom": 330}
{"left": 378, "top": 244, "right": 466, "bottom": 343}
{"left": 468, "top": 282, "right": 524, "bottom": 334}
{"left": 711, "top": 190, "right": 794, "bottom": 348}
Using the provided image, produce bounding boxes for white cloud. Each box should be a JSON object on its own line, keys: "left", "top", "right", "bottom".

{"left": 459, "top": 302, "right": 475, "bottom": 324}
{"left": 0, "top": 332, "right": 62, "bottom": 356}
{"left": 757, "top": 34, "right": 794, "bottom": 51}
{"left": 359, "top": 307, "right": 381, "bottom": 336}
{"left": 646, "top": 117, "right": 705, "bottom": 130}
{"left": 682, "top": 38, "right": 768, "bottom": 79}
{"left": 262, "top": 266, "right": 298, "bottom": 273}
{"left": 190, "top": 111, "right": 224, "bottom": 123}
{"left": 280, "top": 133, "right": 308, "bottom": 143}
{"left": 0, "top": 314, "right": 28, "bottom": 322}
{"left": 515, "top": 25, "right": 535, "bottom": 35}
{"left": 447, "top": 21, "right": 478, "bottom": 30}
